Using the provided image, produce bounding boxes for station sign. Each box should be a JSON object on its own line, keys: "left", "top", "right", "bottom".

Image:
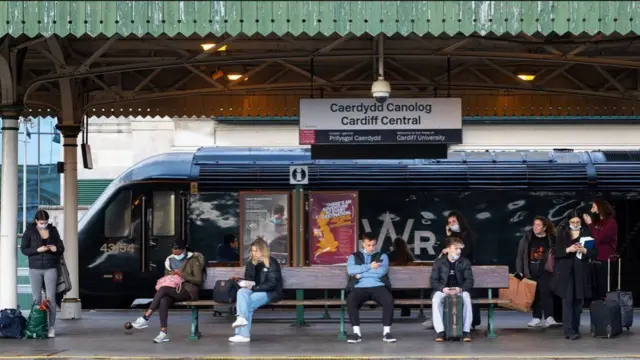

{"left": 299, "top": 98, "right": 462, "bottom": 145}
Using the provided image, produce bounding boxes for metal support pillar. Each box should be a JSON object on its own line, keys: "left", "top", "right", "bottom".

{"left": 291, "top": 185, "right": 308, "bottom": 327}
{"left": 0, "top": 107, "right": 21, "bottom": 310}
{"left": 56, "top": 124, "right": 82, "bottom": 319}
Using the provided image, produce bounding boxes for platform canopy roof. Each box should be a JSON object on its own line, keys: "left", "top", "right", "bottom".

{"left": 1, "top": 0, "right": 639, "bottom": 38}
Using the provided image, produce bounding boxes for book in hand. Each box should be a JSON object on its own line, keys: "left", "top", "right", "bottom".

{"left": 238, "top": 280, "right": 256, "bottom": 289}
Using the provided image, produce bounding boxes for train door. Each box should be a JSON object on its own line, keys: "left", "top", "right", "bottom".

{"left": 137, "top": 185, "right": 186, "bottom": 280}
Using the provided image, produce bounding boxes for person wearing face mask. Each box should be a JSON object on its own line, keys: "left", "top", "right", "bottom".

{"left": 430, "top": 236, "right": 474, "bottom": 342}
{"left": 551, "top": 210, "right": 597, "bottom": 340}
{"left": 583, "top": 198, "right": 618, "bottom": 301}
{"left": 20, "top": 210, "right": 64, "bottom": 338}
{"left": 130, "top": 242, "right": 205, "bottom": 343}
{"left": 515, "top": 216, "right": 557, "bottom": 328}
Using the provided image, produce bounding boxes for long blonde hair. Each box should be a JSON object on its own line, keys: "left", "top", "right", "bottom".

{"left": 250, "top": 237, "right": 271, "bottom": 267}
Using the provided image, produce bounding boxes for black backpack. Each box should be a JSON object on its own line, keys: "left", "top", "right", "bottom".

{"left": 0, "top": 308, "right": 27, "bottom": 339}
{"left": 345, "top": 251, "right": 392, "bottom": 296}
{"left": 212, "top": 279, "right": 240, "bottom": 304}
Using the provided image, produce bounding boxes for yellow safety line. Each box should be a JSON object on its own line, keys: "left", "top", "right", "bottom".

{"left": 1, "top": 356, "right": 640, "bottom": 360}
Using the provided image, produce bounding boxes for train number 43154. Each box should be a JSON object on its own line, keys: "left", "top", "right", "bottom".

{"left": 100, "top": 243, "right": 135, "bottom": 253}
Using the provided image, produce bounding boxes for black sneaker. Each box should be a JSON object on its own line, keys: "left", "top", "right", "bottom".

{"left": 347, "top": 334, "right": 362, "bottom": 343}
{"left": 383, "top": 333, "right": 396, "bottom": 343}
{"left": 463, "top": 332, "right": 471, "bottom": 342}
{"left": 435, "top": 332, "right": 445, "bottom": 342}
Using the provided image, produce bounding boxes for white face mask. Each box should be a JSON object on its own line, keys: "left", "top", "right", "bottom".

{"left": 450, "top": 254, "right": 460, "bottom": 261}
{"left": 570, "top": 225, "right": 581, "bottom": 231}
{"left": 449, "top": 224, "right": 460, "bottom": 232}
{"left": 37, "top": 223, "right": 47, "bottom": 229}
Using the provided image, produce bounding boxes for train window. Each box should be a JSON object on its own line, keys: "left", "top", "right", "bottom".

{"left": 152, "top": 191, "right": 176, "bottom": 236}
{"left": 104, "top": 190, "right": 132, "bottom": 238}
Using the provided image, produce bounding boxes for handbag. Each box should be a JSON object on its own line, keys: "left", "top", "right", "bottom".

{"left": 155, "top": 274, "right": 184, "bottom": 292}
{"left": 56, "top": 254, "right": 72, "bottom": 295}
{"left": 213, "top": 279, "right": 239, "bottom": 304}
{"left": 545, "top": 248, "right": 555, "bottom": 273}
{"left": 24, "top": 300, "right": 49, "bottom": 339}
{"left": 498, "top": 274, "right": 537, "bottom": 312}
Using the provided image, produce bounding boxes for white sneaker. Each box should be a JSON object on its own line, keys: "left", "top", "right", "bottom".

{"left": 153, "top": 331, "right": 170, "bottom": 343}
{"left": 422, "top": 319, "right": 434, "bottom": 329}
{"left": 527, "top": 318, "right": 542, "bottom": 327}
{"left": 228, "top": 335, "right": 250, "bottom": 342}
{"left": 131, "top": 316, "right": 149, "bottom": 330}
{"left": 545, "top": 316, "right": 558, "bottom": 327}
{"left": 232, "top": 316, "right": 248, "bottom": 328}
{"left": 47, "top": 328, "right": 55, "bottom": 338}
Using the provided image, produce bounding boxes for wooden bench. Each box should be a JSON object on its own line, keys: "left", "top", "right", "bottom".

{"left": 177, "top": 265, "right": 510, "bottom": 341}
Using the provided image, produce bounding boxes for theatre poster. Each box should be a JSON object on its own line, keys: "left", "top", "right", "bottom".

{"left": 308, "top": 191, "right": 358, "bottom": 265}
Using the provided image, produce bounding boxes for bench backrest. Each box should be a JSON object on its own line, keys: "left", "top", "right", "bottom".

{"left": 203, "top": 266, "right": 509, "bottom": 290}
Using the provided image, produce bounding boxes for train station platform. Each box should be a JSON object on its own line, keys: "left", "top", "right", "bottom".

{"left": 0, "top": 309, "right": 638, "bottom": 360}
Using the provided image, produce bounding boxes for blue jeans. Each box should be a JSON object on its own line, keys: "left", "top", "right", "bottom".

{"left": 235, "top": 288, "right": 270, "bottom": 337}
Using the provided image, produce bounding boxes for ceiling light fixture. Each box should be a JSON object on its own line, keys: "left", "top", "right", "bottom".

{"left": 517, "top": 73, "right": 535, "bottom": 81}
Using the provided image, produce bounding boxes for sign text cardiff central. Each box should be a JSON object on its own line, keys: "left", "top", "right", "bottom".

{"left": 299, "top": 98, "right": 462, "bottom": 145}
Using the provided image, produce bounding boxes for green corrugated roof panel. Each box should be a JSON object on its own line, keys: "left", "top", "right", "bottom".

{"left": 77, "top": 179, "right": 112, "bottom": 206}
{"left": 0, "top": 1, "right": 638, "bottom": 38}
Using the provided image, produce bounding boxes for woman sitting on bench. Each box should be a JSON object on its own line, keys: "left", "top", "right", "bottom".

{"left": 130, "top": 242, "right": 205, "bottom": 343}
{"left": 229, "top": 237, "right": 283, "bottom": 343}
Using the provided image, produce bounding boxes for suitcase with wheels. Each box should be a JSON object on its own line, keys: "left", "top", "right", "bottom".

{"left": 443, "top": 294, "right": 464, "bottom": 341}
{"left": 605, "top": 255, "right": 633, "bottom": 330}
{"left": 590, "top": 299, "right": 622, "bottom": 338}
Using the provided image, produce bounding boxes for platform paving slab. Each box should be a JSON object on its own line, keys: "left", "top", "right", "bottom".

{"left": 0, "top": 310, "right": 638, "bottom": 359}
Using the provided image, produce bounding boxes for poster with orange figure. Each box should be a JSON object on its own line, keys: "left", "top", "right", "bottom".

{"left": 309, "top": 191, "right": 358, "bottom": 265}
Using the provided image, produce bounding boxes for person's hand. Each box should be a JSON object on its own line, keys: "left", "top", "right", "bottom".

{"left": 173, "top": 269, "right": 183, "bottom": 277}
{"left": 445, "top": 226, "right": 452, "bottom": 236}
{"left": 370, "top": 261, "right": 381, "bottom": 270}
{"left": 583, "top": 214, "right": 592, "bottom": 225}
{"left": 355, "top": 274, "right": 361, "bottom": 279}
{"left": 566, "top": 244, "right": 579, "bottom": 253}
{"left": 36, "top": 246, "right": 48, "bottom": 253}
{"left": 443, "top": 288, "right": 453, "bottom": 295}
{"left": 577, "top": 245, "right": 588, "bottom": 255}
{"left": 452, "top": 287, "right": 462, "bottom": 295}
{"left": 47, "top": 245, "right": 57, "bottom": 253}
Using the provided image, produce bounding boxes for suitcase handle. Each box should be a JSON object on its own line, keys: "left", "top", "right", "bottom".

{"left": 607, "top": 254, "right": 621, "bottom": 292}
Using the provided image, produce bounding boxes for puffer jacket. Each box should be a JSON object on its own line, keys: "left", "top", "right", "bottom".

{"left": 164, "top": 252, "right": 205, "bottom": 300}
{"left": 20, "top": 223, "right": 65, "bottom": 270}
{"left": 430, "top": 255, "right": 474, "bottom": 293}
{"left": 244, "top": 256, "right": 283, "bottom": 302}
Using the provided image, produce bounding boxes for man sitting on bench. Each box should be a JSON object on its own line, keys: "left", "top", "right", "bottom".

{"left": 431, "top": 236, "right": 474, "bottom": 342}
{"left": 345, "top": 232, "right": 396, "bottom": 344}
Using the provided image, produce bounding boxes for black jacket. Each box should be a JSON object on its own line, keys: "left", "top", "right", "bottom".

{"left": 244, "top": 256, "right": 283, "bottom": 302}
{"left": 515, "top": 230, "right": 555, "bottom": 279}
{"left": 20, "top": 223, "right": 65, "bottom": 270}
{"left": 430, "top": 255, "right": 474, "bottom": 293}
{"left": 551, "top": 226, "right": 597, "bottom": 300}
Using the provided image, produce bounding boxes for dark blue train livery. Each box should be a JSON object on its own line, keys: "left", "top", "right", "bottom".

{"left": 77, "top": 147, "right": 640, "bottom": 308}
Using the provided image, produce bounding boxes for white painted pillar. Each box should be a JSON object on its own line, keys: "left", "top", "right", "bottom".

{"left": 0, "top": 110, "right": 20, "bottom": 310}
{"left": 57, "top": 124, "right": 82, "bottom": 319}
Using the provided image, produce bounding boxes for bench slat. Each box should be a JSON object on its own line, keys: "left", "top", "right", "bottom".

{"left": 203, "top": 266, "right": 509, "bottom": 290}
{"left": 176, "top": 299, "right": 510, "bottom": 307}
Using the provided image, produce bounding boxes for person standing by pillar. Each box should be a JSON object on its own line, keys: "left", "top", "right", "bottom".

{"left": 583, "top": 198, "right": 618, "bottom": 301}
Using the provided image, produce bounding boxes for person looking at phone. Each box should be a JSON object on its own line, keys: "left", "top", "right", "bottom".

{"left": 551, "top": 210, "right": 597, "bottom": 340}
{"left": 20, "top": 210, "right": 64, "bottom": 338}
{"left": 345, "top": 232, "right": 396, "bottom": 344}
{"left": 229, "top": 237, "right": 283, "bottom": 343}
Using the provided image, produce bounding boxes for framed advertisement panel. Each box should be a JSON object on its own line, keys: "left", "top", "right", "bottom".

{"left": 308, "top": 191, "right": 359, "bottom": 265}
{"left": 239, "top": 191, "right": 290, "bottom": 266}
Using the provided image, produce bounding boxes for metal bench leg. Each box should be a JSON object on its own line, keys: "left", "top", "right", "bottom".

{"left": 291, "top": 289, "right": 309, "bottom": 327}
{"left": 188, "top": 306, "right": 201, "bottom": 341}
{"left": 486, "top": 289, "right": 497, "bottom": 339}
{"left": 338, "top": 290, "right": 347, "bottom": 341}
{"left": 322, "top": 290, "right": 331, "bottom": 319}
{"left": 417, "top": 289, "right": 426, "bottom": 321}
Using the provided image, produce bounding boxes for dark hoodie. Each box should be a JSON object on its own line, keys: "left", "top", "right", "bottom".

{"left": 20, "top": 223, "right": 64, "bottom": 270}
{"left": 515, "top": 229, "right": 554, "bottom": 279}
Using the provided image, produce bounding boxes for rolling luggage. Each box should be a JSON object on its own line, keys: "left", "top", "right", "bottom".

{"left": 443, "top": 294, "right": 464, "bottom": 340}
{"left": 605, "top": 256, "right": 633, "bottom": 330}
{"left": 589, "top": 299, "right": 622, "bottom": 338}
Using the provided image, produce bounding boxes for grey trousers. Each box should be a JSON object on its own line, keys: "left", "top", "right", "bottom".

{"left": 29, "top": 268, "right": 58, "bottom": 328}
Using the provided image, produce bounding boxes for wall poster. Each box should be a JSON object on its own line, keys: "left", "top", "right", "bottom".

{"left": 239, "top": 192, "right": 290, "bottom": 266}
{"left": 308, "top": 191, "right": 358, "bottom": 265}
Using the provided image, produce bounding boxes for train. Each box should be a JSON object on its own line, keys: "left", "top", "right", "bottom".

{"left": 76, "top": 147, "right": 640, "bottom": 309}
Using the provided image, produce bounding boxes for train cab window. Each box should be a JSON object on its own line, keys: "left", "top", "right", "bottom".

{"left": 152, "top": 191, "right": 176, "bottom": 236}
{"left": 104, "top": 190, "right": 132, "bottom": 238}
